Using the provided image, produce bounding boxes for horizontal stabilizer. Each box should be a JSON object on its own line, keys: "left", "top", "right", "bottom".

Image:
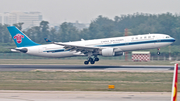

{"left": 11, "top": 48, "right": 28, "bottom": 53}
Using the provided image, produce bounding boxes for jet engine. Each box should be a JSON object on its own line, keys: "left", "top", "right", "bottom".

{"left": 101, "top": 48, "right": 124, "bottom": 57}
{"left": 114, "top": 51, "right": 124, "bottom": 56}
{"left": 101, "top": 48, "right": 115, "bottom": 56}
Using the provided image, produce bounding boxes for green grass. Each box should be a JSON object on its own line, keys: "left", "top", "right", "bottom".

{"left": 0, "top": 71, "right": 179, "bottom": 92}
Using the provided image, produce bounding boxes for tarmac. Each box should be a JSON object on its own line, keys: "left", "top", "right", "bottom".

{"left": 0, "top": 90, "right": 178, "bottom": 101}
{"left": 0, "top": 64, "right": 174, "bottom": 71}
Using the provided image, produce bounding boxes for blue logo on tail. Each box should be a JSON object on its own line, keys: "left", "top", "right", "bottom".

{"left": 7, "top": 26, "right": 40, "bottom": 47}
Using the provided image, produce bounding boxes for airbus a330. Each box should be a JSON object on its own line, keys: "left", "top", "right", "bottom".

{"left": 7, "top": 26, "right": 175, "bottom": 65}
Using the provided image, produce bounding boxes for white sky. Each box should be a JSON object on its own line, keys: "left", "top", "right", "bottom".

{"left": 0, "top": 0, "right": 180, "bottom": 24}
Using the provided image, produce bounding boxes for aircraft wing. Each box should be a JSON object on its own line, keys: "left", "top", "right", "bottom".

{"left": 54, "top": 42, "right": 101, "bottom": 54}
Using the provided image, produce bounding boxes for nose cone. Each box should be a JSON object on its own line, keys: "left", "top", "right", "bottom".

{"left": 172, "top": 38, "right": 176, "bottom": 42}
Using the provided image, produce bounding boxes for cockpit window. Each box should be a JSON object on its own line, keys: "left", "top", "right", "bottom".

{"left": 166, "top": 36, "right": 170, "bottom": 38}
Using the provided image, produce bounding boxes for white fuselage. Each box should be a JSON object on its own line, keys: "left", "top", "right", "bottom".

{"left": 14, "top": 34, "right": 175, "bottom": 58}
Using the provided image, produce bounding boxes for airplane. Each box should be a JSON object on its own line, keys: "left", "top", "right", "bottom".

{"left": 7, "top": 26, "right": 175, "bottom": 65}
{"left": 171, "top": 63, "right": 178, "bottom": 101}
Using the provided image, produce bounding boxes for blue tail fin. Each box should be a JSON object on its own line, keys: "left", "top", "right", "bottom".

{"left": 7, "top": 26, "right": 40, "bottom": 47}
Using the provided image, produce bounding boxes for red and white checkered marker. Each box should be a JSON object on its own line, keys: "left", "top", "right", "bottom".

{"left": 132, "top": 54, "right": 150, "bottom": 61}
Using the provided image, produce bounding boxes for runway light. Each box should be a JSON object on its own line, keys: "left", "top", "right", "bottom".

{"left": 108, "top": 85, "right": 115, "bottom": 89}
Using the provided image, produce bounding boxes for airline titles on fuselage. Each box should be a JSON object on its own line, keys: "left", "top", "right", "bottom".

{"left": 101, "top": 39, "right": 124, "bottom": 44}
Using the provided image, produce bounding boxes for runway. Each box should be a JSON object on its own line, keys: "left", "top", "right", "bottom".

{"left": 0, "top": 64, "right": 174, "bottom": 71}
{"left": 0, "top": 90, "right": 178, "bottom": 101}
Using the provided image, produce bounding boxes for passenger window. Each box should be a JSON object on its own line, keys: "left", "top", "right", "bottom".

{"left": 136, "top": 37, "right": 138, "bottom": 39}
{"left": 144, "top": 36, "right": 146, "bottom": 38}
{"left": 148, "top": 36, "right": 151, "bottom": 38}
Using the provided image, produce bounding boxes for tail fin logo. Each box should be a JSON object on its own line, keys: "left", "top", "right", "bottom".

{"left": 14, "top": 34, "right": 24, "bottom": 44}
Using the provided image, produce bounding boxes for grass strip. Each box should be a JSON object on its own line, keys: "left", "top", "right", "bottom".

{"left": 0, "top": 71, "right": 178, "bottom": 92}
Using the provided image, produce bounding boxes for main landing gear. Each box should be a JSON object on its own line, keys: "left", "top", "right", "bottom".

{"left": 157, "top": 48, "right": 160, "bottom": 55}
{"left": 84, "top": 57, "right": 99, "bottom": 65}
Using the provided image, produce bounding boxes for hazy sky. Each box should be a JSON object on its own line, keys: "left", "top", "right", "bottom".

{"left": 0, "top": 0, "right": 180, "bottom": 24}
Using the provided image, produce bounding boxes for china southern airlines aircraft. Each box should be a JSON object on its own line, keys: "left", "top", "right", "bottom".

{"left": 7, "top": 26, "right": 175, "bottom": 65}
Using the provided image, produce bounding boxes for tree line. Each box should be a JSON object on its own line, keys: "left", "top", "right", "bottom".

{"left": 1, "top": 12, "right": 180, "bottom": 44}
{"left": 0, "top": 12, "right": 180, "bottom": 55}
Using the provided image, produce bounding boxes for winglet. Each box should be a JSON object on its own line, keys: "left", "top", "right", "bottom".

{"left": 171, "top": 63, "right": 178, "bottom": 101}
{"left": 44, "top": 38, "right": 52, "bottom": 42}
